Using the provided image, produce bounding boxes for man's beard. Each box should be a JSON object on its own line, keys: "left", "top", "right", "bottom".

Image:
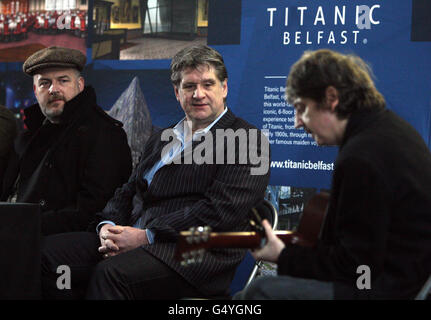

{"left": 43, "top": 95, "right": 66, "bottom": 122}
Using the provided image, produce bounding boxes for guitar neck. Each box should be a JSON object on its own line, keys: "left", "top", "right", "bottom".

{"left": 176, "top": 230, "right": 297, "bottom": 256}
{"left": 175, "top": 230, "right": 315, "bottom": 262}
{"left": 176, "top": 193, "right": 328, "bottom": 263}
{"left": 198, "top": 230, "right": 295, "bottom": 248}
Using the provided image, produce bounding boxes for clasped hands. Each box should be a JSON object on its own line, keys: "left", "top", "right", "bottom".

{"left": 98, "top": 224, "right": 149, "bottom": 259}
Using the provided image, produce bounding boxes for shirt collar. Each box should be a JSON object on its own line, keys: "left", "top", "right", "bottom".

{"left": 173, "top": 107, "right": 229, "bottom": 142}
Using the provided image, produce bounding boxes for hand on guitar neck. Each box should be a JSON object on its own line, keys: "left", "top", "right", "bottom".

{"left": 250, "top": 219, "right": 285, "bottom": 262}
{"left": 252, "top": 191, "right": 329, "bottom": 262}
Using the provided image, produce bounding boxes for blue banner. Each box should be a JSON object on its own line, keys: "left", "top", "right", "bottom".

{"left": 219, "top": 0, "right": 431, "bottom": 188}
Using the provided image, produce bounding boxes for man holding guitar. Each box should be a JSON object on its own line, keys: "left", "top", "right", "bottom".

{"left": 235, "top": 49, "right": 431, "bottom": 299}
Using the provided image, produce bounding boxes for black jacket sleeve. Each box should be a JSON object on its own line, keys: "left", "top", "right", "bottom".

{"left": 277, "top": 157, "right": 391, "bottom": 286}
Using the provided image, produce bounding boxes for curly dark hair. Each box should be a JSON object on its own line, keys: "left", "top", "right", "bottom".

{"left": 285, "top": 49, "right": 385, "bottom": 118}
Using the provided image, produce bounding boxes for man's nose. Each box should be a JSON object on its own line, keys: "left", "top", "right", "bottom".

{"left": 49, "top": 81, "right": 60, "bottom": 94}
{"left": 294, "top": 112, "right": 304, "bottom": 129}
{"left": 193, "top": 85, "right": 204, "bottom": 99}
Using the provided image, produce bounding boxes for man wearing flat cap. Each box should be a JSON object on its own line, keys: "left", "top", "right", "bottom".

{"left": 1, "top": 46, "right": 132, "bottom": 236}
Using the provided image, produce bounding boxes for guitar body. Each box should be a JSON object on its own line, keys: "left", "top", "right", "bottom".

{"left": 295, "top": 191, "right": 330, "bottom": 245}
{"left": 175, "top": 192, "right": 330, "bottom": 264}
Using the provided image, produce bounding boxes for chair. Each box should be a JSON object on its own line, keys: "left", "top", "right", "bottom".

{"left": 2, "top": 22, "right": 10, "bottom": 42}
{"left": 78, "top": 15, "right": 87, "bottom": 38}
{"left": 229, "top": 199, "right": 278, "bottom": 296}
{"left": 21, "top": 21, "right": 28, "bottom": 39}
{"left": 246, "top": 199, "right": 278, "bottom": 287}
{"left": 415, "top": 275, "right": 431, "bottom": 300}
{"left": 33, "top": 17, "right": 42, "bottom": 33}
{"left": 42, "top": 17, "right": 49, "bottom": 34}
{"left": 12, "top": 22, "right": 22, "bottom": 41}
{"left": 0, "top": 202, "right": 41, "bottom": 299}
{"left": 70, "top": 15, "right": 76, "bottom": 34}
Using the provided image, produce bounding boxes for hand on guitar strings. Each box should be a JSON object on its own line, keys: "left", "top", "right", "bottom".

{"left": 251, "top": 219, "right": 286, "bottom": 263}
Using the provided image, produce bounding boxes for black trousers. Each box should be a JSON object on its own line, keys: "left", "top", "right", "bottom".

{"left": 233, "top": 275, "right": 334, "bottom": 300}
{"left": 41, "top": 232, "right": 203, "bottom": 299}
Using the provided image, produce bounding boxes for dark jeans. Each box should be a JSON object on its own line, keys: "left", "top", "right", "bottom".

{"left": 233, "top": 275, "right": 334, "bottom": 300}
{"left": 41, "top": 232, "right": 203, "bottom": 299}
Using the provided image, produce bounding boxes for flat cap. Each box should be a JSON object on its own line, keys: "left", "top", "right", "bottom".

{"left": 23, "top": 46, "right": 86, "bottom": 76}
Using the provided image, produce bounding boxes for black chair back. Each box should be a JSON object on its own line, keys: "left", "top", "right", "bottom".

{"left": 0, "top": 202, "right": 41, "bottom": 299}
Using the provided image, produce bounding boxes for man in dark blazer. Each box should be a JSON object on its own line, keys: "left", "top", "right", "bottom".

{"left": 235, "top": 49, "right": 431, "bottom": 300}
{"left": 41, "top": 45, "right": 270, "bottom": 299}
{"left": 1, "top": 46, "right": 132, "bottom": 235}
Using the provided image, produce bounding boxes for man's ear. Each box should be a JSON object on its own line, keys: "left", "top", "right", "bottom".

{"left": 222, "top": 78, "right": 228, "bottom": 99}
{"left": 33, "top": 75, "right": 38, "bottom": 94}
{"left": 325, "top": 86, "right": 339, "bottom": 111}
{"left": 78, "top": 76, "right": 85, "bottom": 92}
{"left": 173, "top": 85, "right": 180, "bottom": 101}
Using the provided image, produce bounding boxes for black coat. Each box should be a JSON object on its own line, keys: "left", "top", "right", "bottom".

{"left": 95, "top": 109, "right": 270, "bottom": 297}
{"left": 277, "top": 109, "right": 431, "bottom": 299}
{"left": 0, "top": 105, "right": 17, "bottom": 187}
{"left": 2, "top": 86, "right": 132, "bottom": 235}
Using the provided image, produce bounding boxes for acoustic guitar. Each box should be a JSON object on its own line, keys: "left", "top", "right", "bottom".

{"left": 175, "top": 192, "right": 330, "bottom": 265}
